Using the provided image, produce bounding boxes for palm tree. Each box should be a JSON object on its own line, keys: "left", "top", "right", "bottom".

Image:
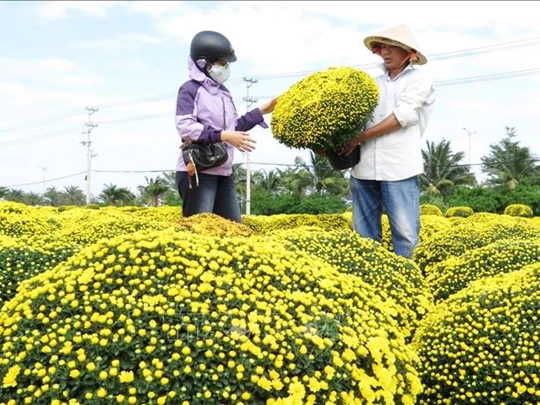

{"left": 421, "top": 139, "right": 475, "bottom": 197}
{"left": 99, "top": 183, "right": 135, "bottom": 206}
{"left": 138, "top": 176, "right": 169, "bottom": 207}
{"left": 481, "top": 127, "right": 539, "bottom": 188}
{"left": 61, "top": 186, "right": 86, "bottom": 206}
{"left": 4, "top": 188, "right": 26, "bottom": 203}
{"left": 161, "top": 171, "right": 177, "bottom": 190}
{"left": 291, "top": 152, "right": 349, "bottom": 197}
{"left": 231, "top": 164, "right": 247, "bottom": 204}
{"left": 279, "top": 164, "right": 313, "bottom": 198}
{"left": 24, "top": 192, "right": 45, "bottom": 206}
{"left": 254, "top": 169, "right": 283, "bottom": 192}
{"left": 43, "top": 187, "right": 63, "bottom": 206}
{"left": 0, "top": 187, "right": 8, "bottom": 199}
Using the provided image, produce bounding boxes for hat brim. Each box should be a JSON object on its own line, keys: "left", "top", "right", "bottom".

{"left": 364, "top": 36, "right": 427, "bottom": 65}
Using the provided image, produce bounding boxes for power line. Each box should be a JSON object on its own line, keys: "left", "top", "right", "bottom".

{"left": 0, "top": 123, "right": 84, "bottom": 146}
{"left": 0, "top": 63, "right": 537, "bottom": 150}
{"left": 2, "top": 171, "right": 86, "bottom": 188}
{"left": 3, "top": 157, "right": 538, "bottom": 190}
{"left": 0, "top": 108, "right": 84, "bottom": 134}
{"left": 3, "top": 35, "right": 540, "bottom": 135}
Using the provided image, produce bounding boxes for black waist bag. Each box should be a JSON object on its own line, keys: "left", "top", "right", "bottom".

{"left": 182, "top": 140, "right": 228, "bottom": 171}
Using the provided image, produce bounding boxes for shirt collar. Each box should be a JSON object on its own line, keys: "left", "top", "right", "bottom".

{"left": 381, "top": 62, "right": 415, "bottom": 82}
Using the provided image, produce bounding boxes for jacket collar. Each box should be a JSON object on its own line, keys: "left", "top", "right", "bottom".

{"left": 187, "top": 57, "right": 221, "bottom": 94}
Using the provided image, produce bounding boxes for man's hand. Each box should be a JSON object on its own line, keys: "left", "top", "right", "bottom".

{"left": 312, "top": 148, "right": 327, "bottom": 157}
{"left": 259, "top": 97, "right": 279, "bottom": 115}
{"left": 221, "top": 131, "right": 257, "bottom": 152}
{"left": 340, "top": 135, "right": 362, "bottom": 157}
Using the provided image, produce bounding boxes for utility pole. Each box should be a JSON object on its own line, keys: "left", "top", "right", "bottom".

{"left": 81, "top": 106, "right": 99, "bottom": 204}
{"left": 462, "top": 128, "right": 476, "bottom": 167}
{"left": 36, "top": 165, "right": 48, "bottom": 195}
{"left": 243, "top": 77, "right": 258, "bottom": 216}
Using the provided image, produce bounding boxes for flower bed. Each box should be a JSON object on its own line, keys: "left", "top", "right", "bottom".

{"left": 413, "top": 263, "right": 540, "bottom": 404}
{"left": 0, "top": 229, "right": 422, "bottom": 404}
{"left": 504, "top": 203, "right": 534, "bottom": 218}
{"left": 413, "top": 217, "right": 540, "bottom": 272}
{"left": 427, "top": 239, "right": 540, "bottom": 303}
{"left": 270, "top": 67, "right": 379, "bottom": 151}
{"left": 272, "top": 228, "right": 433, "bottom": 339}
{"left": 242, "top": 213, "right": 351, "bottom": 235}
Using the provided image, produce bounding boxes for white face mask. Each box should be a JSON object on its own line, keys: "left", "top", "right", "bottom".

{"left": 208, "top": 63, "right": 231, "bottom": 84}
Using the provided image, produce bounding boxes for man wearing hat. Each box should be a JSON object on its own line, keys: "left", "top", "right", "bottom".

{"left": 341, "top": 24, "right": 436, "bottom": 258}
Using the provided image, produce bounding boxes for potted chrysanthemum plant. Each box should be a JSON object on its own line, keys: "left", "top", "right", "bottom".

{"left": 271, "top": 66, "right": 379, "bottom": 170}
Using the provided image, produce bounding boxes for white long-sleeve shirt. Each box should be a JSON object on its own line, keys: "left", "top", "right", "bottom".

{"left": 351, "top": 63, "right": 436, "bottom": 181}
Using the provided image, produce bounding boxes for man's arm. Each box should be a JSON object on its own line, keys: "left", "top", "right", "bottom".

{"left": 341, "top": 114, "right": 402, "bottom": 156}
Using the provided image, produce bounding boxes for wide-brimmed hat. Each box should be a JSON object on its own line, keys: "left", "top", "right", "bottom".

{"left": 364, "top": 24, "right": 427, "bottom": 65}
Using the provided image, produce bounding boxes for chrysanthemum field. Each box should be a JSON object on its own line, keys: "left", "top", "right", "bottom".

{"left": 1, "top": 201, "right": 539, "bottom": 404}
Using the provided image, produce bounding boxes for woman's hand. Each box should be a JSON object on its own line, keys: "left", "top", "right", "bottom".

{"left": 221, "top": 131, "right": 257, "bottom": 152}
{"left": 259, "top": 97, "right": 279, "bottom": 115}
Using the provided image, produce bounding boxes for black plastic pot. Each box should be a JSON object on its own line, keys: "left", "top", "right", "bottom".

{"left": 325, "top": 145, "right": 360, "bottom": 170}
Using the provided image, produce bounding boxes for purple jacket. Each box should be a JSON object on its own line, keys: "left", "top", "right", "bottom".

{"left": 175, "top": 58, "right": 268, "bottom": 176}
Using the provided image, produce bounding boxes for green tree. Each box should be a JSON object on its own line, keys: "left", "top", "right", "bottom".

{"left": 4, "top": 189, "right": 26, "bottom": 203}
{"left": 253, "top": 169, "right": 283, "bottom": 193}
{"left": 297, "top": 152, "right": 349, "bottom": 196}
{"left": 421, "top": 139, "right": 475, "bottom": 198}
{"left": 24, "top": 192, "right": 45, "bottom": 206}
{"left": 61, "top": 186, "right": 86, "bottom": 206}
{"left": 138, "top": 176, "right": 169, "bottom": 207}
{"left": 481, "top": 126, "right": 540, "bottom": 188}
{"left": 0, "top": 187, "right": 8, "bottom": 199}
{"left": 43, "top": 187, "right": 63, "bottom": 206}
{"left": 99, "top": 183, "right": 135, "bottom": 206}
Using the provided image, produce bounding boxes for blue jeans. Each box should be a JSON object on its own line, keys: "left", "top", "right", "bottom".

{"left": 176, "top": 171, "right": 242, "bottom": 223}
{"left": 350, "top": 176, "right": 420, "bottom": 258}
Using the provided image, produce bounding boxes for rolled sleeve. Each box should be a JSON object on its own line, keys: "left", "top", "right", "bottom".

{"left": 393, "top": 73, "right": 435, "bottom": 128}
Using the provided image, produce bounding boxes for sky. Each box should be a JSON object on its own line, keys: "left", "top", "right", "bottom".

{"left": 1, "top": 0, "right": 540, "bottom": 200}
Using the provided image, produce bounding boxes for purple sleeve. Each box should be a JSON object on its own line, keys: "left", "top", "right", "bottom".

{"left": 235, "top": 108, "right": 269, "bottom": 132}
{"left": 176, "top": 81, "right": 222, "bottom": 142}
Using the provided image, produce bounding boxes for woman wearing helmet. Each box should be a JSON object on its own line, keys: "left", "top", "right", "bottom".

{"left": 175, "top": 30, "right": 277, "bottom": 223}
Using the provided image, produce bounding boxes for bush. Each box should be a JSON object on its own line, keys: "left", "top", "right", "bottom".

{"left": 272, "top": 228, "right": 433, "bottom": 340}
{"left": 426, "top": 239, "right": 540, "bottom": 303}
{"left": 413, "top": 263, "right": 540, "bottom": 404}
{"left": 295, "top": 193, "right": 347, "bottom": 215}
{"left": 0, "top": 211, "right": 53, "bottom": 238}
{"left": 242, "top": 214, "right": 351, "bottom": 235}
{"left": 250, "top": 191, "right": 298, "bottom": 216}
{"left": 178, "top": 213, "right": 255, "bottom": 238}
{"left": 0, "top": 229, "right": 422, "bottom": 404}
{"left": 447, "top": 186, "right": 500, "bottom": 213}
{"left": 57, "top": 205, "right": 78, "bottom": 212}
{"left": 420, "top": 204, "right": 442, "bottom": 216}
{"left": 504, "top": 203, "right": 534, "bottom": 218}
{"left": 413, "top": 217, "right": 540, "bottom": 272}
{"left": 445, "top": 206, "right": 474, "bottom": 218}
{"left": 271, "top": 67, "right": 379, "bottom": 151}
{"left": 419, "top": 194, "right": 446, "bottom": 213}
{"left": 51, "top": 209, "right": 176, "bottom": 246}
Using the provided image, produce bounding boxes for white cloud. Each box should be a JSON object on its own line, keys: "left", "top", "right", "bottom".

{"left": 110, "top": 60, "right": 148, "bottom": 71}
{"left": 61, "top": 74, "right": 104, "bottom": 88}
{"left": 124, "top": 1, "right": 185, "bottom": 18}
{"left": 119, "top": 33, "right": 164, "bottom": 44}
{"left": 74, "top": 33, "right": 165, "bottom": 53}
{"left": 38, "top": 57, "right": 76, "bottom": 71}
{"left": 37, "top": 1, "right": 121, "bottom": 19}
{"left": 5, "top": 1, "right": 540, "bottom": 196}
